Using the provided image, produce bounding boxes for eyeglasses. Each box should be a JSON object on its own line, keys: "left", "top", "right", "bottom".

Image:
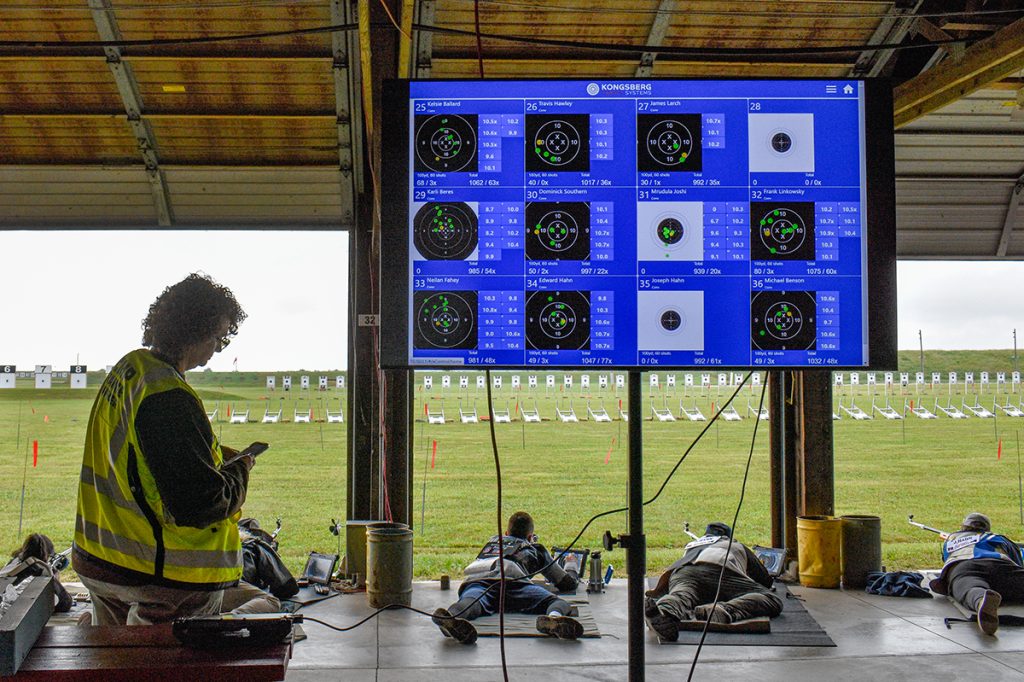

{"left": 215, "top": 335, "right": 231, "bottom": 353}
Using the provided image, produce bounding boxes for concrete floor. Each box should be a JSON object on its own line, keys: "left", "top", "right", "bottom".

{"left": 284, "top": 579, "right": 1024, "bottom": 681}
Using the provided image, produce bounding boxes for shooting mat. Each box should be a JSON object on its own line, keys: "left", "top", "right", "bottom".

{"left": 472, "top": 595, "right": 600, "bottom": 638}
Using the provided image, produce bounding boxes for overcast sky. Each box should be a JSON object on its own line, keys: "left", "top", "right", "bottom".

{"left": 0, "top": 231, "right": 349, "bottom": 372}
{"left": 0, "top": 231, "right": 1020, "bottom": 370}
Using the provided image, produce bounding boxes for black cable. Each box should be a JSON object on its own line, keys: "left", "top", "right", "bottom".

{"left": 686, "top": 370, "right": 769, "bottom": 682}
{"left": 302, "top": 603, "right": 439, "bottom": 632}
{"left": 483, "top": 369, "right": 510, "bottom": 682}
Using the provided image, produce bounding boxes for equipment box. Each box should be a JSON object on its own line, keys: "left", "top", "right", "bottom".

{"left": 0, "top": 575, "right": 54, "bottom": 676}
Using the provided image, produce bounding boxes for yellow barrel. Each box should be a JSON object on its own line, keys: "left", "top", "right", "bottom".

{"left": 366, "top": 523, "right": 414, "bottom": 608}
{"left": 797, "top": 515, "right": 842, "bottom": 588}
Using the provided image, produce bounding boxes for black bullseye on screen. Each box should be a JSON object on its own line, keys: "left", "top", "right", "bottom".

{"left": 750, "top": 202, "right": 816, "bottom": 260}
{"left": 414, "top": 291, "right": 478, "bottom": 349}
{"left": 751, "top": 291, "right": 816, "bottom": 351}
{"left": 525, "top": 202, "right": 590, "bottom": 260}
{"left": 413, "top": 202, "right": 478, "bottom": 260}
{"left": 525, "top": 114, "right": 589, "bottom": 171}
{"left": 637, "top": 114, "right": 702, "bottom": 172}
{"left": 414, "top": 114, "right": 478, "bottom": 173}
{"left": 526, "top": 291, "right": 590, "bottom": 350}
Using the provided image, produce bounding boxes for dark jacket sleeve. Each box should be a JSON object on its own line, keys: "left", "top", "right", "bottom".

{"left": 536, "top": 545, "right": 578, "bottom": 592}
{"left": 135, "top": 389, "right": 250, "bottom": 529}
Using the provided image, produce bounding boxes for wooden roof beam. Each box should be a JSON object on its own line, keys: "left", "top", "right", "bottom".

{"left": 996, "top": 171, "right": 1024, "bottom": 258}
{"left": 88, "top": 0, "right": 172, "bottom": 226}
{"left": 636, "top": 0, "right": 675, "bottom": 78}
{"left": 894, "top": 15, "right": 1024, "bottom": 127}
{"left": 331, "top": 0, "right": 362, "bottom": 219}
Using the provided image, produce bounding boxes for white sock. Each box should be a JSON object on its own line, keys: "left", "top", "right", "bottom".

{"left": 547, "top": 610, "right": 563, "bottom": 617}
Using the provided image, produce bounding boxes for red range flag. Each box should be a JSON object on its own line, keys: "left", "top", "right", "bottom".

{"left": 515, "top": 401, "right": 520, "bottom": 414}
{"left": 998, "top": 439, "right": 1003, "bottom": 460}
{"left": 431, "top": 440, "right": 438, "bottom": 469}
{"left": 32, "top": 440, "right": 38, "bottom": 467}
{"left": 43, "top": 415, "right": 49, "bottom": 423}
{"left": 424, "top": 402, "right": 428, "bottom": 416}
{"left": 604, "top": 437, "right": 616, "bottom": 465}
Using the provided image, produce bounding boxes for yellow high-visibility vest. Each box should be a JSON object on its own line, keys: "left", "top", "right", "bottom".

{"left": 74, "top": 349, "right": 241, "bottom": 588}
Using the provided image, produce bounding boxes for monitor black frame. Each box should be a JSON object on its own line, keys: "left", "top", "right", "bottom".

{"left": 380, "top": 78, "right": 897, "bottom": 371}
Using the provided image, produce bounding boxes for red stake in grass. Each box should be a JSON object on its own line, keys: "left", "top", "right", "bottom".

{"left": 998, "top": 439, "right": 1003, "bottom": 460}
{"left": 605, "top": 437, "right": 616, "bottom": 465}
{"left": 32, "top": 440, "right": 38, "bottom": 467}
{"left": 431, "top": 439, "right": 438, "bottom": 469}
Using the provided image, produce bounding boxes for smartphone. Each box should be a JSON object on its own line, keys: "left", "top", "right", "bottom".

{"left": 239, "top": 442, "right": 270, "bottom": 458}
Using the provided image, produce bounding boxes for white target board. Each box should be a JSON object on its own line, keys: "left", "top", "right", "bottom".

{"left": 884, "top": 372, "right": 893, "bottom": 385}
{"left": 0, "top": 365, "right": 14, "bottom": 389}
{"left": 424, "top": 376, "right": 433, "bottom": 390}
{"left": 266, "top": 376, "right": 276, "bottom": 390}
{"left": 899, "top": 373, "right": 908, "bottom": 386}
{"left": 718, "top": 373, "right": 728, "bottom": 387}
{"left": 598, "top": 375, "right": 608, "bottom": 389}
{"left": 649, "top": 374, "right": 659, "bottom": 387}
{"left": 336, "top": 375, "right": 345, "bottom": 389}
{"left": 948, "top": 372, "right": 957, "bottom": 385}
{"left": 665, "top": 375, "right": 675, "bottom": 388}
{"left": 701, "top": 374, "right": 711, "bottom": 387}
{"left": 70, "top": 365, "right": 87, "bottom": 389}
{"left": 512, "top": 375, "right": 521, "bottom": 389}
{"left": 460, "top": 375, "right": 469, "bottom": 389}
{"left": 563, "top": 375, "right": 572, "bottom": 388}
{"left": 850, "top": 373, "right": 860, "bottom": 386}
{"left": 441, "top": 375, "right": 451, "bottom": 389}
{"left": 834, "top": 373, "right": 844, "bottom": 386}
{"left": 965, "top": 372, "right": 974, "bottom": 385}
{"left": 580, "top": 375, "right": 589, "bottom": 389}
{"left": 1014, "top": 371, "right": 1021, "bottom": 387}
{"left": 981, "top": 372, "right": 989, "bottom": 385}
{"left": 35, "top": 365, "right": 51, "bottom": 389}
{"left": 283, "top": 376, "right": 292, "bottom": 390}
{"left": 932, "top": 372, "right": 941, "bottom": 385}
{"left": 546, "top": 375, "right": 555, "bottom": 388}
{"left": 478, "top": 375, "right": 487, "bottom": 389}
{"left": 319, "top": 376, "right": 328, "bottom": 390}
{"left": 998, "top": 372, "right": 1006, "bottom": 386}
{"left": 615, "top": 374, "right": 625, "bottom": 389}
{"left": 915, "top": 372, "right": 924, "bottom": 385}
{"left": 494, "top": 375, "right": 503, "bottom": 389}
{"left": 300, "top": 375, "right": 310, "bottom": 390}
{"left": 684, "top": 374, "right": 694, "bottom": 387}
{"left": 866, "top": 373, "right": 876, "bottom": 386}
{"left": 733, "top": 373, "right": 744, "bottom": 385}
{"left": 528, "top": 375, "right": 537, "bottom": 389}
{"left": 752, "top": 373, "right": 761, "bottom": 387}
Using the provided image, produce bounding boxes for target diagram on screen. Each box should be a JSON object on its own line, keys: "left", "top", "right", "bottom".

{"left": 413, "top": 202, "right": 478, "bottom": 260}
{"left": 636, "top": 202, "right": 703, "bottom": 261}
{"left": 637, "top": 114, "right": 702, "bottom": 172}
{"left": 750, "top": 202, "right": 815, "bottom": 261}
{"left": 525, "top": 114, "right": 589, "bottom": 171}
{"left": 751, "top": 291, "right": 816, "bottom": 351}
{"left": 525, "top": 202, "right": 590, "bottom": 260}
{"left": 526, "top": 290, "right": 590, "bottom": 350}
{"left": 414, "top": 114, "right": 478, "bottom": 173}
{"left": 414, "top": 291, "right": 478, "bottom": 350}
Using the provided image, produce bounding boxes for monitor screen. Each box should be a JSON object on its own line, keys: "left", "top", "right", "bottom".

{"left": 381, "top": 79, "right": 896, "bottom": 369}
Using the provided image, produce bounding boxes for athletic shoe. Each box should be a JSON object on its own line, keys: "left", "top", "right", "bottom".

{"left": 644, "top": 596, "right": 662, "bottom": 619}
{"left": 977, "top": 590, "right": 1001, "bottom": 636}
{"left": 536, "top": 615, "right": 584, "bottom": 640}
{"left": 646, "top": 612, "right": 681, "bottom": 642}
{"left": 693, "top": 603, "right": 733, "bottom": 624}
{"left": 432, "top": 608, "right": 478, "bottom": 644}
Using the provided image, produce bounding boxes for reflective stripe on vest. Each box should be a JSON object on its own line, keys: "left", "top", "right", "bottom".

{"left": 75, "top": 349, "right": 241, "bottom": 586}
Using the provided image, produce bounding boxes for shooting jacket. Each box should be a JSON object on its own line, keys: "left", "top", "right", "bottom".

{"left": 929, "top": 530, "right": 1024, "bottom": 596}
{"left": 647, "top": 535, "right": 772, "bottom": 598}
{"left": 463, "top": 535, "right": 577, "bottom": 592}
{"left": 74, "top": 349, "right": 244, "bottom": 590}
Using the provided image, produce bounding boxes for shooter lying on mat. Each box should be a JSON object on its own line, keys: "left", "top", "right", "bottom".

{"left": 644, "top": 522, "right": 782, "bottom": 641}
{"left": 432, "top": 511, "right": 583, "bottom": 644}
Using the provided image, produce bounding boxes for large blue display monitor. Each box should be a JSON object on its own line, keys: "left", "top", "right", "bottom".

{"left": 381, "top": 79, "right": 896, "bottom": 369}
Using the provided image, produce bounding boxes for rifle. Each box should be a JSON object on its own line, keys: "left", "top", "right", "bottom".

{"left": 49, "top": 547, "right": 71, "bottom": 573}
{"left": 683, "top": 522, "right": 700, "bottom": 541}
{"left": 907, "top": 515, "right": 949, "bottom": 539}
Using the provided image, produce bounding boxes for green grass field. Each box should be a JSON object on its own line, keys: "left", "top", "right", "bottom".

{"left": 3, "top": 351, "right": 1024, "bottom": 583}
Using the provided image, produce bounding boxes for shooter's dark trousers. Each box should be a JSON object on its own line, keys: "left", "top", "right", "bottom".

{"left": 948, "top": 559, "right": 1024, "bottom": 611}
{"left": 449, "top": 581, "right": 571, "bottom": 621}
{"left": 656, "top": 563, "right": 782, "bottom": 622}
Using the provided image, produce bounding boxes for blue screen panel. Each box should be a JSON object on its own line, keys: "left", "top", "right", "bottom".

{"left": 382, "top": 79, "right": 896, "bottom": 369}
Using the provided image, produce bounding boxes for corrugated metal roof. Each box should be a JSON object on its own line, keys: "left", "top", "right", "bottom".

{"left": 0, "top": 0, "right": 1020, "bottom": 255}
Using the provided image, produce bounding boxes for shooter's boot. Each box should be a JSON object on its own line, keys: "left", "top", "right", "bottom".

{"left": 432, "top": 608, "right": 478, "bottom": 644}
{"left": 977, "top": 590, "right": 1001, "bottom": 636}
{"left": 536, "top": 615, "right": 584, "bottom": 640}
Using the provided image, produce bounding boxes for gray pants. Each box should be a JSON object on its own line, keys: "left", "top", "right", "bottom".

{"left": 948, "top": 559, "right": 1024, "bottom": 612}
{"left": 656, "top": 563, "right": 783, "bottom": 622}
{"left": 80, "top": 575, "right": 223, "bottom": 626}
{"left": 221, "top": 580, "right": 282, "bottom": 614}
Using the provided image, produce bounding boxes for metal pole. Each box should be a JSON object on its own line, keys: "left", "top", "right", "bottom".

{"left": 1015, "top": 329, "right": 1018, "bottom": 373}
{"left": 919, "top": 329, "right": 924, "bottom": 374}
{"left": 627, "top": 370, "right": 645, "bottom": 682}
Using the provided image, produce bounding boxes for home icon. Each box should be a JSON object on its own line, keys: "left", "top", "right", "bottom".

{"left": 842, "top": 84, "right": 854, "bottom": 94}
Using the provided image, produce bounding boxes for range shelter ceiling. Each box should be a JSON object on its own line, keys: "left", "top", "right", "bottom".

{"left": 0, "top": 0, "right": 1022, "bottom": 258}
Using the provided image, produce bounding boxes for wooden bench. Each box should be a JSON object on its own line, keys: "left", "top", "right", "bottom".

{"left": 6, "top": 624, "right": 291, "bottom": 681}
